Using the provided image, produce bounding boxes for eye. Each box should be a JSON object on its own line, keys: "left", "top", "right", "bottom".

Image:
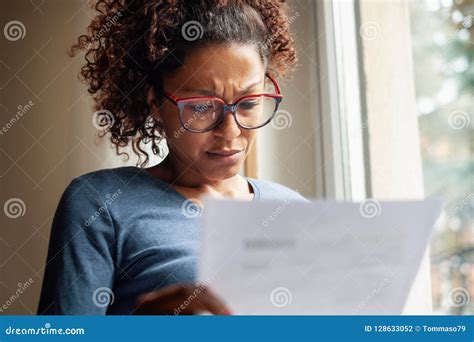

{"left": 239, "top": 100, "right": 259, "bottom": 110}
{"left": 184, "top": 102, "right": 211, "bottom": 113}
{"left": 195, "top": 104, "right": 209, "bottom": 112}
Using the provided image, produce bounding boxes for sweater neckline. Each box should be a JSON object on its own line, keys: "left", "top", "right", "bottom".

{"left": 129, "top": 166, "right": 260, "bottom": 203}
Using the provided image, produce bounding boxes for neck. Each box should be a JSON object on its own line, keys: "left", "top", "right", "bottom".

{"left": 153, "top": 154, "right": 251, "bottom": 198}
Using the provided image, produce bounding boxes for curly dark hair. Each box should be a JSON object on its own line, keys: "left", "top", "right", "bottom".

{"left": 70, "top": 0, "right": 298, "bottom": 166}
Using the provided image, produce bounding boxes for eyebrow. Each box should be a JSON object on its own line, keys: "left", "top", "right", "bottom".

{"left": 180, "top": 79, "right": 264, "bottom": 98}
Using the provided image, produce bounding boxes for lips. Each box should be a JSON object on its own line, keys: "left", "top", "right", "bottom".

{"left": 206, "top": 149, "right": 243, "bottom": 156}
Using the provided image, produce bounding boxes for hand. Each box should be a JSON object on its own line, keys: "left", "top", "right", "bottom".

{"left": 134, "top": 283, "right": 232, "bottom": 315}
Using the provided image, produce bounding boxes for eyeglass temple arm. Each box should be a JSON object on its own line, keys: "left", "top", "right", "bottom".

{"left": 265, "top": 73, "right": 282, "bottom": 95}
{"left": 160, "top": 91, "right": 178, "bottom": 104}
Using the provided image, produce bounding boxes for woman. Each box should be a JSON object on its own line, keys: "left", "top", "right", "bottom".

{"left": 38, "top": 0, "right": 307, "bottom": 315}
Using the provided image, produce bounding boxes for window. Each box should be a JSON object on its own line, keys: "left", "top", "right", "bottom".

{"left": 310, "top": 0, "right": 472, "bottom": 314}
{"left": 409, "top": 0, "right": 473, "bottom": 315}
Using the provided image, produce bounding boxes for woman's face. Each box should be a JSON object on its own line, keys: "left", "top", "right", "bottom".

{"left": 157, "top": 43, "right": 266, "bottom": 182}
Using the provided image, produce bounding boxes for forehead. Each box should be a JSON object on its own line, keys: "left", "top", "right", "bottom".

{"left": 167, "top": 43, "right": 266, "bottom": 89}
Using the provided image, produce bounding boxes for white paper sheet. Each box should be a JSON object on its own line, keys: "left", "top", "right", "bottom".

{"left": 198, "top": 198, "right": 443, "bottom": 315}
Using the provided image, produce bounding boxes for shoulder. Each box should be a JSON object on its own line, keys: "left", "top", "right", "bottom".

{"left": 248, "top": 178, "right": 310, "bottom": 202}
{"left": 57, "top": 166, "right": 140, "bottom": 215}
{"left": 69, "top": 166, "right": 138, "bottom": 191}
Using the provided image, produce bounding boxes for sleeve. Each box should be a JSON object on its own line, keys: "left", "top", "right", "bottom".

{"left": 268, "top": 181, "right": 311, "bottom": 203}
{"left": 37, "top": 177, "right": 117, "bottom": 315}
{"left": 283, "top": 187, "right": 310, "bottom": 203}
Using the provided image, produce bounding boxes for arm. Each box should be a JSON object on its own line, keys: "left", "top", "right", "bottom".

{"left": 37, "top": 177, "right": 116, "bottom": 315}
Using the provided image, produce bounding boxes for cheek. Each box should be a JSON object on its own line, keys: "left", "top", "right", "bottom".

{"left": 159, "top": 104, "right": 181, "bottom": 137}
{"left": 168, "top": 130, "right": 214, "bottom": 157}
{"left": 242, "top": 130, "right": 256, "bottom": 149}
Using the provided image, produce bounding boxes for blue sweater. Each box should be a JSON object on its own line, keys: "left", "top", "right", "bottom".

{"left": 38, "top": 166, "right": 308, "bottom": 314}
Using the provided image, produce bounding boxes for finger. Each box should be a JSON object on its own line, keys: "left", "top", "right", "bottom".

{"left": 136, "top": 283, "right": 187, "bottom": 305}
{"left": 135, "top": 284, "right": 231, "bottom": 315}
{"left": 135, "top": 284, "right": 191, "bottom": 314}
{"left": 180, "top": 286, "right": 231, "bottom": 315}
{"left": 135, "top": 283, "right": 208, "bottom": 314}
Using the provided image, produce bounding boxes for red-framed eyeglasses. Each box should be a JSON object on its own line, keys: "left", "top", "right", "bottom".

{"left": 159, "top": 74, "right": 283, "bottom": 133}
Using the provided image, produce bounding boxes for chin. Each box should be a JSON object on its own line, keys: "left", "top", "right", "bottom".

{"left": 204, "top": 163, "right": 242, "bottom": 181}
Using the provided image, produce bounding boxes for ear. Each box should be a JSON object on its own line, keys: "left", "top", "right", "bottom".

{"left": 147, "top": 87, "right": 160, "bottom": 120}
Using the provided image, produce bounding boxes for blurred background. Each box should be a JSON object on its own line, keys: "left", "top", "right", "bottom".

{"left": 409, "top": 0, "right": 473, "bottom": 314}
{"left": 0, "top": 0, "right": 472, "bottom": 315}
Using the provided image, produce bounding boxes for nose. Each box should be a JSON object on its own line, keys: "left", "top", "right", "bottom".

{"left": 213, "top": 108, "right": 241, "bottom": 139}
